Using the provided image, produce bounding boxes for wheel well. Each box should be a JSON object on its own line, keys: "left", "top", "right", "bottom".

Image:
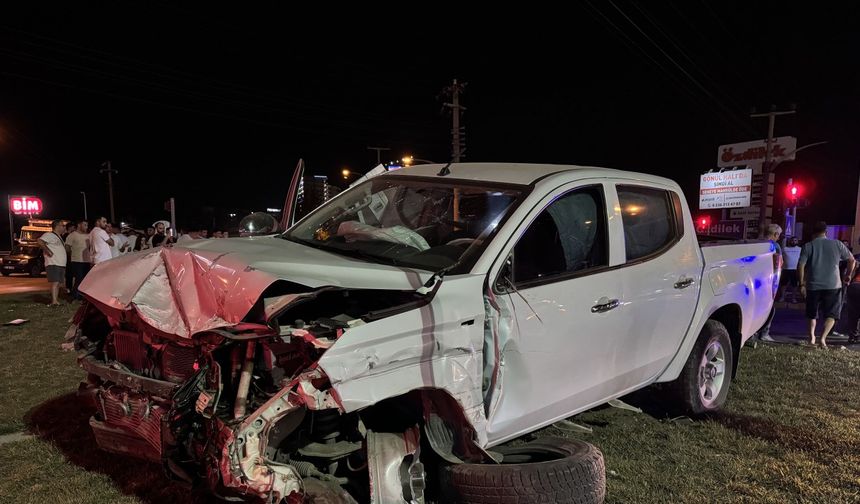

{"left": 359, "top": 389, "right": 487, "bottom": 463}
{"left": 708, "top": 304, "right": 742, "bottom": 377}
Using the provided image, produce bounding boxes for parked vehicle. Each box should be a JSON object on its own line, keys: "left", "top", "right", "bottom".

{"left": 69, "top": 163, "right": 779, "bottom": 503}
{"left": 0, "top": 244, "right": 44, "bottom": 277}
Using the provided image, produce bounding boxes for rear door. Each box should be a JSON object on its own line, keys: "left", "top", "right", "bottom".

{"left": 613, "top": 183, "right": 702, "bottom": 375}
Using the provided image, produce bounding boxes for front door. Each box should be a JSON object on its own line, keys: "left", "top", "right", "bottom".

{"left": 486, "top": 183, "right": 637, "bottom": 443}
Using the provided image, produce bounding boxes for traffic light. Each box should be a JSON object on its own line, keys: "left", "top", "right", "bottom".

{"left": 785, "top": 179, "right": 803, "bottom": 200}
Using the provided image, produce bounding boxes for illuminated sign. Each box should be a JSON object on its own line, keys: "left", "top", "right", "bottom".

{"left": 699, "top": 169, "right": 752, "bottom": 209}
{"left": 717, "top": 137, "right": 796, "bottom": 167}
{"left": 9, "top": 196, "right": 43, "bottom": 215}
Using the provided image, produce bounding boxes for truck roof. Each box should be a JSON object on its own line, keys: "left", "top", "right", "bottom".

{"left": 383, "top": 162, "right": 678, "bottom": 188}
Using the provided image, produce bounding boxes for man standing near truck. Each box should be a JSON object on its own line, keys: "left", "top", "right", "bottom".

{"left": 38, "top": 220, "right": 67, "bottom": 306}
{"left": 799, "top": 221, "right": 855, "bottom": 347}
{"left": 89, "top": 216, "right": 115, "bottom": 265}
{"left": 65, "top": 220, "right": 90, "bottom": 299}
{"left": 755, "top": 224, "right": 783, "bottom": 343}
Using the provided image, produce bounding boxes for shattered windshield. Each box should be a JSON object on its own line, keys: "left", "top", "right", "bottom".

{"left": 282, "top": 176, "right": 526, "bottom": 273}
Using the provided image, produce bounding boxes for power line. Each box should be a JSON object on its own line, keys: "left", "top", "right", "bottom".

{"left": 629, "top": 1, "right": 752, "bottom": 116}
{"left": 605, "top": 0, "right": 756, "bottom": 136}
{"left": 581, "top": 1, "right": 753, "bottom": 135}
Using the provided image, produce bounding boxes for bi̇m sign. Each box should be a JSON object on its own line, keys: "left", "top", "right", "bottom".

{"left": 9, "top": 196, "right": 43, "bottom": 215}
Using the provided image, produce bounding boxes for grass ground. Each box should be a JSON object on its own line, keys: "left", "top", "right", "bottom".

{"left": 0, "top": 292, "right": 858, "bottom": 503}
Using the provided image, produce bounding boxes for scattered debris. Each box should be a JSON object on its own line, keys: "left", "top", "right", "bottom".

{"left": 556, "top": 419, "right": 594, "bottom": 434}
{"left": 3, "top": 318, "right": 28, "bottom": 326}
{"left": 608, "top": 469, "right": 620, "bottom": 478}
{"left": 666, "top": 416, "right": 694, "bottom": 423}
{"left": 608, "top": 398, "right": 643, "bottom": 413}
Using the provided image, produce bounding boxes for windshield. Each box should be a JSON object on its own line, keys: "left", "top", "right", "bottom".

{"left": 19, "top": 230, "right": 44, "bottom": 242}
{"left": 282, "top": 176, "right": 526, "bottom": 273}
{"left": 12, "top": 245, "right": 40, "bottom": 257}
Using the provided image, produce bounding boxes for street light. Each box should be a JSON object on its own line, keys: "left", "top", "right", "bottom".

{"left": 769, "top": 141, "right": 827, "bottom": 237}
{"left": 401, "top": 155, "right": 437, "bottom": 166}
{"left": 761, "top": 141, "right": 828, "bottom": 237}
{"left": 770, "top": 141, "right": 829, "bottom": 172}
{"left": 80, "top": 191, "right": 88, "bottom": 221}
{"left": 342, "top": 168, "right": 366, "bottom": 180}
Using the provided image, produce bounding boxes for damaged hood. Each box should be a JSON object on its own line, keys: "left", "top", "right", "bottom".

{"left": 78, "top": 235, "right": 431, "bottom": 338}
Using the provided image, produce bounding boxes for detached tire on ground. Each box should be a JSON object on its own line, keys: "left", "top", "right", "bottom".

{"left": 440, "top": 438, "right": 605, "bottom": 504}
{"left": 671, "top": 319, "right": 734, "bottom": 416}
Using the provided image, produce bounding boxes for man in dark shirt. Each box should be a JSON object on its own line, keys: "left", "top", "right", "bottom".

{"left": 798, "top": 221, "right": 855, "bottom": 347}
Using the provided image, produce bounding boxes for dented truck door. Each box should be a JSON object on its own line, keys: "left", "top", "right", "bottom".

{"left": 485, "top": 182, "right": 633, "bottom": 445}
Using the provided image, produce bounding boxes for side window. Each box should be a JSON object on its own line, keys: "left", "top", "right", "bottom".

{"left": 513, "top": 186, "right": 608, "bottom": 285}
{"left": 617, "top": 185, "right": 677, "bottom": 261}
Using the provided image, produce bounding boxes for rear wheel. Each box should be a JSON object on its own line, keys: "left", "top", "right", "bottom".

{"left": 672, "top": 320, "right": 733, "bottom": 415}
{"left": 440, "top": 437, "right": 605, "bottom": 504}
{"left": 29, "top": 263, "right": 42, "bottom": 277}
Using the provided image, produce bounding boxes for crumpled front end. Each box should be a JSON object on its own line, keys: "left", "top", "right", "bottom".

{"left": 71, "top": 246, "right": 489, "bottom": 503}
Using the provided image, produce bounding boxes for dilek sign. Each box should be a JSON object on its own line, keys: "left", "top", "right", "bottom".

{"left": 717, "top": 136, "right": 797, "bottom": 168}
{"left": 9, "top": 195, "right": 43, "bottom": 215}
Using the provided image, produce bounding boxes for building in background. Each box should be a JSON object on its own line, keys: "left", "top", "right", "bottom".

{"left": 296, "top": 175, "right": 342, "bottom": 221}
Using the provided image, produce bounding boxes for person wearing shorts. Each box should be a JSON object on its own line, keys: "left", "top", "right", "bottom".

{"left": 38, "top": 220, "right": 68, "bottom": 306}
{"left": 798, "top": 221, "right": 855, "bottom": 347}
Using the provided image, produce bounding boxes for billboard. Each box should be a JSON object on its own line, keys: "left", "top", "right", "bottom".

{"left": 717, "top": 136, "right": 796, "bottom": 168}
{"left": 699, "top": 169, "right": 752, "bottom": 209}
{"left": 9, "top": 196, "right": 43, "bottom": 215}
{"left": 707, "top": 219, "right": 746, "bottom": 239}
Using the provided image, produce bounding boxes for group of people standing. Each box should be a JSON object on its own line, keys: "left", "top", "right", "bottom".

{"left": 36, "top": 218, "right": 224, "bottom": 305}
{"left": 756, "top": 221, "right": 857, "bottom": 348}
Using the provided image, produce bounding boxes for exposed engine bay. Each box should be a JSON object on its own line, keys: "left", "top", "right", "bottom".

{"left": 72, "top": 279, "right": 485, "bottom": 503}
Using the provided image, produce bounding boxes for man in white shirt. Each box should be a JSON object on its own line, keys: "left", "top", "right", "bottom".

{"left": 109, "top": 223, "right": 130, "bottom": 258}
{"left": 124, "top": 228, "right": 138, "bottom": 252}
{"left": 779, "top": 237, "right": 802, "bottom": 303}
{"left": 38, "top": 220, "right": 68, "bottom": 305}
{"left": 90, "top": 216, "right": 115, "bottom": 265}
{"left": 65, "top": 219, "right": 90, "bottom": 299}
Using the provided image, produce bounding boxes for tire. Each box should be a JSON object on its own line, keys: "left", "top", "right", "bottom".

{"left": 672, "top": 319, "right": 734, "bottom": 416}
{"left": 29, "top": 263, "right": 42, "bottom": 277}
{"left": 1, "top": 271, "right": 9, "bottom": 276}
{"left": 440, "top": 437, "right": 605, "bottom": 504}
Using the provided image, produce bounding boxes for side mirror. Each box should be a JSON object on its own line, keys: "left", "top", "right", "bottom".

{"left": 496, "top": 255, "right": 514, "bottom": 292}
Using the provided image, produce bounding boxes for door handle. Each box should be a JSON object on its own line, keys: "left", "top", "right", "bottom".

{"left": 591, "top": 297, "right": 620, "bottom": 313}
{"left": 674, "top": 277, "right": 695, "bottom": 289}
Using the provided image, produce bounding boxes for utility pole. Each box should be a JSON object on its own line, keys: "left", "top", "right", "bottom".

{"left": 7, "top": 195, "right": 13, "bottom": 250}
{"left": 366, "top": 146, "right": 390, "bottom": 165}
{"left": 80, "top": 191, "right": 88, "bottom": 221}
{"left": 99, "top": 160, "right": 118, "bottom": 223}
{"left": 442, "top": 79, "right": 467, "bottom": 162}
{"left": 750, "top": 106, "right": 795, "bottom": 236}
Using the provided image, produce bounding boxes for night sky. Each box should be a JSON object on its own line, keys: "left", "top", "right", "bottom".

{"left": 1, "top": 2, "right": 858, "bottom": 241}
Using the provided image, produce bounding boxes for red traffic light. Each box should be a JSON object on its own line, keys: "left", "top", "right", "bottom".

{"left": 786, "top": 181, "right": 803, "bottom": 199}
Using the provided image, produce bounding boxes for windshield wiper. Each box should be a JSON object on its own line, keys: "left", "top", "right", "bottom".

{"left": 417, "top": 258, "right": 462, "bottom": 296}
{"left": 284, "top": 236, "right": 397, "bottom": 267}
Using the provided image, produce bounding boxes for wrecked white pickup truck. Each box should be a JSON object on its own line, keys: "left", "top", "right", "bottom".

{"left": 70, "top": 163, "right": 779, "bottom": 503}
